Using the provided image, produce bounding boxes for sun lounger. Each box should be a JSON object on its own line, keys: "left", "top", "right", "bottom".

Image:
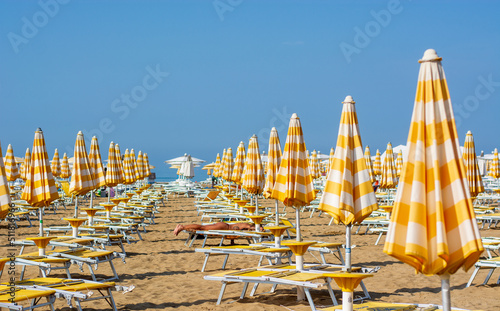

{"left": 0, "top": 285, "right": 56, "bottom": 311}
{"left": 319, "top": 301, "right": 417, "bottom": 310}
{"left": 466, "top": 256, "right": 500, "bottom": 287}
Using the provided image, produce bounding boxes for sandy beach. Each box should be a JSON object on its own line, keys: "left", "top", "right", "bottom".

{"left": 1, "top": 193, "right": 499, "bottom": 311}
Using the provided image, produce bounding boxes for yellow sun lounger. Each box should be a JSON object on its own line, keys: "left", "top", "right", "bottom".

{"left": 0, "top": 285, "right": 56, "bottom": 311}
{"left": 466, "top": 256, "right": 500, "bottom": 287}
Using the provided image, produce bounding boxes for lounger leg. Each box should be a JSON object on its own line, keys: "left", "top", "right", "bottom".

{"left": 270, "top": 284, "right": 278, "bottom": 293}
{"left": 189, "top": 234, "right": 198, "bottom": 248}
{"left": 304, "top": 288, "right": 317, "bottom": 311}
{"left": 360, "top": 280, "right": 371, "bottom": 299}
{"left": 222, "top": 255, "right": 229, "bottom": 270}
{"left": 375, "top": 232, "right": 383, "bottom": 245}
{"left": 201, "top": 254, "right": 210, "bottom": 272}
{"left": 326, "top": 281, "right": 338, "bottom": 305}
{"left": 75, "top": 298, "right": 83, "bottom": 311}
{"left": 483, "top": 268, "right": 495, "bottom": 285}
{"left": 109, "top": 258, "right": 120, "bottom": 281}
{"left": 240, "top": 282, "right": 249, "bottom": 299}
{"left": 466, "top": 267, "right": 480, "bottom": 287}
{"left": 250, "top": 283, "right": 259, "bottom": 296}
{"left": 216, "top": 282, "right": 227, "bottom": 305}
{"left": 107, "top": 288, "right": 118, "bottom": 311}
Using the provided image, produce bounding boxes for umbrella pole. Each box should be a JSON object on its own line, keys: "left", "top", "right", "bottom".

{"left": 90, "top": 190, "right": 93, "bottom": 209}
{"left": 39, "top": 208, "right": 43, "bottom": 236}
{"left": 296, "top": 207, "right": 301, "bottom": 242}
{"left": 255, "top": 195, "right": 258, "bottom": 215}
{"left": 108, "top": 187, "right": 111, "bottom": 202}
{"left": 275, "top": 199, "right": 279, "bottom": 226}
{"left": 345, "top": 224, "right": 352, "bottom": 272}
{"left": 74, "top": 196, "right": 78, "bottom": 218}
{"left": 441, "top": 274, "right": 451, "bottom": 311}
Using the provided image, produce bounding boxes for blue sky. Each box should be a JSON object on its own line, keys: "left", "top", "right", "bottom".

{"left": 1, "top": 0, "right": 499, "bottom": 181}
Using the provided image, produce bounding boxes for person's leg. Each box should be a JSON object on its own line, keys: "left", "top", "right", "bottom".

{"left": 173, "top": 222, "right": 229, "bottom": 236}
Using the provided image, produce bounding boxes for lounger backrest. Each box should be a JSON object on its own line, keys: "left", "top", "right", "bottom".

{"left": 204, "top": 191, "right": 220, "bottom": 201}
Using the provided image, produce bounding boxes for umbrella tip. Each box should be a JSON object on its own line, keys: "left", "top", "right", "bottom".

{"left": 343, "top": 95, "right": 355, "bottom": 104}
{"left": 252, "top": 134, "right": 257, "bottom": 138}
{"left": 36, "top": 127, "right": 42, "bottom": 132}
{"left": 467, "top": 130, "right": 472, "bottom": 135}
{"left": 291, "top": 113, "right": 298, "bottom": 119}
{"left": 271, "top": 127, "right": 276, "bottom": 131}
{"left": 419, "top": 49, "right": 442, "bottom": 63}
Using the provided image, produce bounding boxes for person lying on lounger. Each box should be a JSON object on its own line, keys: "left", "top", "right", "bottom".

{"left": 173, "top": 222, "right": 262, "bottom": 236}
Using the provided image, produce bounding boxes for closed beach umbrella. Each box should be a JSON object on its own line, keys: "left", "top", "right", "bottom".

{"left": 123, "top": 149, "right": 136, "bottom": 184}
{"left": 88, "top": 136, "right": 106, "bottom": 189}
{"left": 51, "top": 149, "right": 61, "bottom": 178}
{"left": 69, "top": 131, "right": 95, "bottom": 217}
{"left": 181, "top": 154, "right": 195, "bottom": 179}
{"left": 384, "top": 49, "right": 483, "bottom": 311}
{"left": 271, "top": 113, "right": 315, "bottom": 242}
{"left": 60, "top": 153, "right": 71, "bottom": 179}
{"left": 489, "top": 148, "right": 499, "bottom": 179}
{"left": 5, "top": 144, "right": 20, "bottom": 182}
{"left": 364, "top": 146, "right": 375, "bottom": 183}
{"left": 241, "top": 135, "right": 265, "bottom": 197}
{"left": 222, "top": 147, "right": 234, "bottom": 182}
{"left": 263, "top": 128, "right": 282, "bottom": 198}
{"left": 105, "top": 142, "right": 122, "bottom": 202}
{"left": 463, "top": 131, "right": 484, "bottom": 197}
{"left": 231, "top": 142, "right": 246, "bottom": 185}
{"left": 219, "top": 149, "right": 227, "bottom": 181}
{"left": 395, "top": 150, "right": 404, "bottom": 177}
{"left": 310, "top": 150, "right": 320, "bottom": 179}
{"left": 20, "top": 148, "right": 31, "bottom": 181}
{"left": 129, "top": 149, "right": 138, "bottom": 181}
{"left": 380, "top": 142, "right": 398, "bottom": 189}
{"left": 328, "top": 147, "right": 335, "bottom": 174}
{"left": 213, "top": 153, "right": 221, "bottom": 178}
{"left": 318, "top": 96, "right": 378, "bottom": 279}
{"left": 143, "top": 153, "right": 151, "bottom": 179}
{"left": 136, "top": 151, "right": 145, "bottom": 180}
{"left": 373, "top": 149, "right": 381, "bottom": 175}
{"left": 0, "top": 142, "right": 12, "bottom": 219}
{"left": 115, "top": 144, "right": 125, "bottom": 181}
{"left": 21, "top": 128, "right": 59, "bottom": 236}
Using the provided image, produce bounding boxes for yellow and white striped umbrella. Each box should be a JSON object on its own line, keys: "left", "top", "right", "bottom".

{"left": 21, "top": 128, "right": 59, "bottom": 235}
{"left": 0, "top": 142, "right": 12, "bottom": 219}
{"left": 380, "top": 142, "right": 398, "bottom": 189}
{"left": 60, "top": 153, "right": 71, "bottom": 179}
{"left": 384, "top": 50, "right": 483, "bottom": 309}
{"left": 309, "top": 150, "right": 320, "bottom": 179}
{"left": 328, "top": 147, "right": 335, "bottom": 174}
{"left": 222, "top": 147, "right": 234, "bottom": 182}
{"left": 5, "top": 144, "right": 20, "bottom": 182}
{"left": 364, "top": 146, "right": 375, "bottom": 183}
{"left": 20, "top": 148, "right": 31, "bottom": 181}
{"left": 263, "top": 127, "right": 282, "bottom": 198}
{"left": 136, "top": 151, "right": 145, "bottom": 180}
{"left": 395, "top": 150, "right": 404, "bottom": 177}
{"left": 319, "top": 96, "right": 378, "bottom": 226}
{"left": 123, "top": 149, "right": 136, "bottom": 184}
{"left": 115, "top": 144, "right": 125, "bottom": 180}
{"left": 143, "top": 153, "right": 151, "bottom": 178}
{"left": 271, "top": 113, "right": 315, "bottom": 242}
{"left": 50, "top": 149, "right": 61, "bottom": 178}
{"left": 219, "top": 149, "right": 227, "bottom": 180}
{"left": 88, "top": 136, "right": 106, "bottom": 188}
{"left": 129, "top": 149, "right": 138, "bottom": 180}
{"left": 213, "top": 153, "right": 221, "bottom": 178}
{"left": 231, "top": 142, "right": 246, "bottom": 185}
{"left": 463, "top": 131, "right": 484, "bottom": 197}
{"left": 105, "top": 142, "right": 123, "bottom": 187}
{"left": 489, "top": 148, "right": 499, "bottom": 179}
{"left": 241, "top": 135, "right": 265, "bottom": 195}
{"left": 69, "top": 131, "right": 95, "bottom": 196}
{"left": 373, "top": 149, "right": 381, "bottom": 175}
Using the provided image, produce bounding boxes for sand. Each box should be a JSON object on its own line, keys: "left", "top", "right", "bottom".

{"left": 1, "top": 194, "right": 499, "bottom": 311}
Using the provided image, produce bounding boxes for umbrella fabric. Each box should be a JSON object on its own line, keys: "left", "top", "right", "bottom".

{"left": 60, "top": 153, "right": 71, "bottom": 179}
{"left": 0, "top": 142, "right": 12, "bottom": 219}
{"left": 143, "top": 153, "right": 151, "bottom": 177}
{"left": 5, "top": 144, "right": 20, "bottom": 182}
{"left": 241, "top": 135, "right": 265, "bottom": 195}
{"left": 50, "top": 149, "right": 61, "bottom": 178}
{"left": 114, "top": 144, "right": 125, "bottom": 180}
{"left": 88, "top": 136, "right": 106, "bottom": 188}
{"left": 222, "top": 148, "right": 234, "bottom": 182}
{"left": 263, "top": 128, "right": 282, "bottom": 198}
{"left": 231, "top": 142, "right": 246, "bottom": 185}
{"left": 380, "top": 142, "right": 398, "bottom": 189}
{"left": 182, "top": 154, "right": 195, "bottom": 178}
{"left": 123, "top": 149, "right": 136, "bottom": 184}
{"left": 21, "top": 128, "right": 59, "bottom": 207}
{"left": 20, "top": 148, "right": 31, "bottom": 181}
{"left": 213, "top": 153, "right": 221, "bottom": 178}
{"left": 328, "top": 147, "right": 335, "bottom": 174}
{"left": 384, "top": 49, "right": 483, "bottom": 277}
{"left": 373, "top": 149, "right": 381, "bottom": 175}
{"left": 69, "top": 131, "right": 95, "bottom": 196}
{"left": 129, "top": 149, "right": 139, "bottom": 180}
{"left": 318, "top": 96, "right": 378, "bottom": 225}
{"left": 462, "top": 131, "right": 484, "bottom": 197}
{"left": 489, "top": 148, "right": 499, "bottom": 178}
{"left": 105, "top": 142, "right": 122, "bottom": 187}
{"left": 135, "top": 151, "right": 145, "bottom": 180}
{"left": 364, "top": 146, "right": 375, "bottom": 183}
{"left": 271, "top": 114, "right": 315, "bottom": 207}
{"left": 310, "top": 150, "right": 320, "bottom": 179}
{"left": 395, "top": 150, "right": 404, "bottom": 177}
{"left": 219, "top": 149, "right": 227, "bottom": 180}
